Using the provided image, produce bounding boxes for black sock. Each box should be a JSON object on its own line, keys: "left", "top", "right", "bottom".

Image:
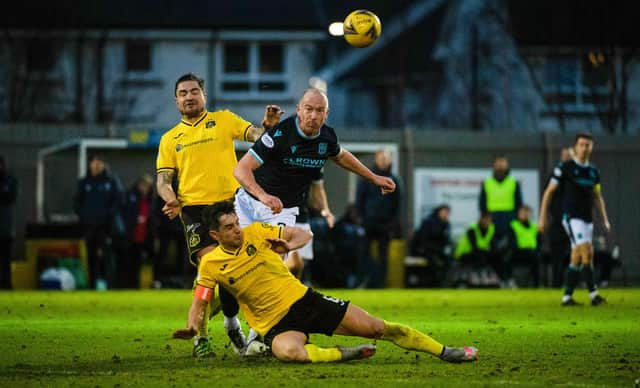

{"left": 582, "top": 264, "right": 597, "bottom": 293}
{"left": 564, "top": 264, "right": 580, "bottom": 296}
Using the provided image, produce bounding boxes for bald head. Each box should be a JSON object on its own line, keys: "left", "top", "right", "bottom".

{"left": 296, "top": 88, "right": 330, "bottom": 136}
{"left": 299, "top": 88, "right": 329, "bottom": 110}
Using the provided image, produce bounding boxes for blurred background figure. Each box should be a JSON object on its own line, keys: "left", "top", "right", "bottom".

{"left": 543, "top": 147, "right": 574, "bottom": 287}
{"left": 122, "top": 174, "right": 155, "bottom": 289}
{"left": 453, "top": 210, "right": 502, "bottom": 288}
{"left": 150, "top": 177, "right": 189, "bottom": 288}
{"left": 506, "top": 204, "right": 540, "bottom": 288}
{"left": 593, "top": 233, "right": 622, "bottom": 288}
{"left": 355, "top": 148, "right": 402, "bottom": 288}
{"left": 409, "top": 204, "right": 453, "bottom": 287}
{"left": 478, "top": 154, "right": 522, "bottom": 263}
{"left": 73, "top": 154, "right": 125, "bottom": 290}
{"left": 0, "top": 156, "right": 18, "bottom": 290}
{"left": 332, "top": 203, "right": 368, "bottom": 288}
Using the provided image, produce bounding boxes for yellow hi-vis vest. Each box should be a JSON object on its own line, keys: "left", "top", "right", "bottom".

{"left": 454, "top": 222, "right": 495, "bottom": 259}
{"left": 510, "top": 220, "right": 538, "bottom": 249}
{"left": 484, "top": 176, "right": 517, "bottom": 212}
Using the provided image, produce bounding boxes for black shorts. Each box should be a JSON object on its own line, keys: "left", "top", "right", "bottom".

{"left": 180, "top": 205, "right": 216, "bottom": 266}
{"left": 263, "top": 288, "right": 350, "bottom": 347}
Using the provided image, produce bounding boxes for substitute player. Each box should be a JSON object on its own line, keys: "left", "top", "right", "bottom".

{"left": 156, "top": 72, "right": 282, "bottom": 357}
{"left": 538, "top": 132, "right": 611, "bottom": 306}
{"left": 174, "top": 200, "right": 478, "bottom": 364}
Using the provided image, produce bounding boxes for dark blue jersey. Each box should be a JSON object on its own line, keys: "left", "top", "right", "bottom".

{"left": 249, "top": 116, "right": 340, "bottom": 208}
{"left": 551, "top": 159, "right": 601, "bottom": 222}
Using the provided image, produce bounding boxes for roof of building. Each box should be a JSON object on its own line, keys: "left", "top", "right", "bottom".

{"left": 7, "top": 0, "right": 637, "bottom": 47}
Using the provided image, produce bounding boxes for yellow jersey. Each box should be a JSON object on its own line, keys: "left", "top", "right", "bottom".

{"left": 196, "top": 222, "right": 308, "bottom": 337}
{"left": 156, "top": 110, "right": 252, "bottom": 206}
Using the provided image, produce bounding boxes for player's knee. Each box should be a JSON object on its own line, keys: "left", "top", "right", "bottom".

{"left": 272, "top": 341, "right": 307, "bottom": 362}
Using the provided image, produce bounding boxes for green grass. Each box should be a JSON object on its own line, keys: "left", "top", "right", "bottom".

{"left": 0, "top": 288, "right": 638, "bottom": 387}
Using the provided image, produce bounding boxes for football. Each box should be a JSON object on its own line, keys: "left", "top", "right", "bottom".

{"left": 343, "top": 9, "right": 382, "bottom": 48}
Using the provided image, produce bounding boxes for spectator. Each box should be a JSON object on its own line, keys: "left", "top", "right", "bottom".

{"left": 73, "top": 154, "right": 125, "bottom": 290}
{"left": 355, "top": 148, "right": 402, "bottom": 288}
{"left": 506, "top": 204, "right": 540, "bottom": 288}
{"left": 409, "top": 204, "right": 453, "bottom": 287}
{"left": 453, "top": 211, "right": 503, "bottom": 288}
{"left": 121, "top": 174, "right": 155, "bottom": 288}
{"left": 332, "top": 203, "right": 368, "bottom": 288}
{"left": 150, "top": 177, "right": 189, "bottom": 288}
{"left": 0, "top": 156, "right": 18, "bottom": 290}
{"left": 478, "top": 154, "right": 523, "bottom": 257}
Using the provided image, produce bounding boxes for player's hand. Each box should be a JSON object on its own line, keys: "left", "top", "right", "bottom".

{"left": 162, "top": 199, "right": 181, "bottom": 220}
{"left": 267, "top": 238, "right": 291, "bottom": 254}
{"left": 260, "top": 193, "right": 283, "bottom": 214}
{"left": 262, "top": 105, "right": 284, "bottom": 129}
{"left": 321, "top": 209, "right": 335, "bottom": 228}
{"left": 172, "top": 327, "right": 197, "bottom": 340}
{"left": 374, "top": 176, "right": 396, "bottom": 195}
{"left": 603, "top": 220, "right": 611, "bottom": 234}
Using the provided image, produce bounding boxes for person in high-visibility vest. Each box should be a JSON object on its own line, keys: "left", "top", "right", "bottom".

{"left": 478, "top": 155, "right": 523, "bottom": 251}
{"left": 506, "top": 204, "right": 540, "bottom": 288}
{"left": 454, "top": 211, "right": 504, "bottom": 287}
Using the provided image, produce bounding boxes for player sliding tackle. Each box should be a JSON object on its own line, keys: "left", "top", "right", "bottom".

{"left": 174, "top": 200, "right": 478, "bottom": 363}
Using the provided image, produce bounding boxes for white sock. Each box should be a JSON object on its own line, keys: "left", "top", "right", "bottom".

{"left": 224, "top": 315, "right": 240, "bottom": 331}
{"left": 247, "top": 328, "right": 260, "bottom": 343}
{"left": 589, "top": 290, "right": 599, "bottom": 300}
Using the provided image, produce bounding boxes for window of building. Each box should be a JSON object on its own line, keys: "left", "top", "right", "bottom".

{"left": 126, "top": 40, "right": 152, "bottom": 72}
{"left": 26, "top": 39, "right": 57, "bottom": 72}
{"left": 532, "top": 52, "right": 611, "bottom": 115}
{"left": 219, "top": 41, "right": 288, "bottom": 98}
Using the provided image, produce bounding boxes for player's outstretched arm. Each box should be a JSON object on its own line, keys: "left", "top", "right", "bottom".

{"left": 332, "top": 149, "right": 396, "bottom": 194}
{"left": 245, "top": 105, "right": 284, "bottom": 142}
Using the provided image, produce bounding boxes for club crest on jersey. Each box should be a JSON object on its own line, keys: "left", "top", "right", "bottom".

{"left": 206, "top": 120, "right": 216, "bottom": 128}
{"left": 246, "top": 244, "right": 257, "bottom": 256}
{"left": 273, "top": 129, "right": 283, "bottom": 137}
{"left": 188, "top": 231, "right": 200, "bottom": 247}
{"left": 290, "top": 145, "right": 297, "bottom": 154}
{"left": 318, "top": 142, "right": 327, "bottom": 155}
{"left": 261, "top": 134, "right": 274, "bottom": 148}
{"left": 176, "top": 144, "right": 183, "bottom": 152}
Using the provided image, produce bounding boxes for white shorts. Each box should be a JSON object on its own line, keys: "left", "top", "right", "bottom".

{"left": 234, "top": 188, "right": 299, "bottom": 228}
{"left": 562, "top": 217, "right": 593, "bottom": 248}
{"left": 295, "top": 222, "right": 314, "bottom": 260}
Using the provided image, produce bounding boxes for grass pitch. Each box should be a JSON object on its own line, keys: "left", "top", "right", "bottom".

{"left": 0, "top": 288, "right": 638, "bottom": 387}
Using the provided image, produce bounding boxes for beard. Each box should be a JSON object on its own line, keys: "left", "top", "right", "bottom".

{"left": 180, "top": 103, "right": 204, "bottom": 119}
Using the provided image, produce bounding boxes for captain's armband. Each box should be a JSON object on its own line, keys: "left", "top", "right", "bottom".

{"left": 194, "top": 285, "right": 213, "bottom": 302}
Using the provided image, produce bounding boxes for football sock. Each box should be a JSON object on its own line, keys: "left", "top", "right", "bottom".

{"left": 563, "top": 264, "right": 580, "bottom": 297}
{"left": 224, "top": 315, "right": 241, "bottom": 331}
{"left": 304, "top": 344, "right": 342, "bottom": 362}
{"left": 582, "top": 264, "right": 597, "bottom": 293}
{"left": 380, "top": 321, "right": 444, "bottom": 356}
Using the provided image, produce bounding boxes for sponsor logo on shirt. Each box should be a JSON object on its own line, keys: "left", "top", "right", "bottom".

{"left": 261, "top": 134, "right": 275, "bottom": 148}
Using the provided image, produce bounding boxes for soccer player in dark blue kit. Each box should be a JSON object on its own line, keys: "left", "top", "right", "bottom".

{"left": 538, "top": 132, "right": 611, "bottom": 306}
{"left": 231, "top": 88, "right": 396, "bottom": 353}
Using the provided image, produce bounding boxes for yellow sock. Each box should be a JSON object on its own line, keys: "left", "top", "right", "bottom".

{"left": 380, "top": 321, "right": 444, "bottom": 356}
{"left": 304, "top": 344, "right": 342, "bottom": 362}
